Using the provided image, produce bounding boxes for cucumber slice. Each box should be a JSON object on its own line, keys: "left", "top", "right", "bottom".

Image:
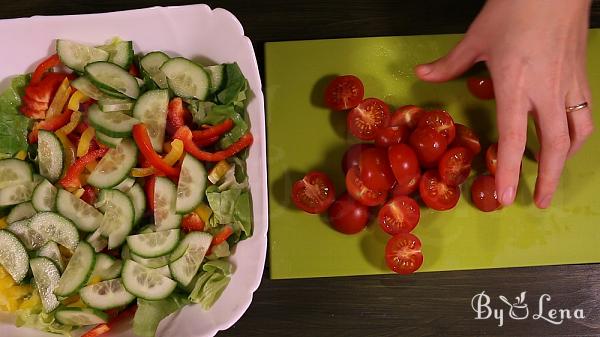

{"left": 29, "top": 212, "right": 79, "bottom": 252}
{"left": 127, "top": 229, "right": 179, "bottom": 258}
{"left": 168, "top": 232, "right": 212, "bottom": 287}
{"left": 79, "top": 278, "right": 135, "bottom": 310}
{"left": 87, "top": 139, "right": 137, "bottom": 188}
{"left": 140, "top": 51, "right": 169, "bottom": 89}
{"left": 122, "top": 260, "right": 176, "bottom": 300}
{"left": 6, "top": 202, "right": 36, "bottom": 224}
{"left": 85, "top": 61, "right": 140, "bottom": 99}
{"left": 131, "top": 250, "right": 170, "bottom": 269}
{"left": 100, "top": 40, "right": 134, "bottom": 69}
{"left": 0, "top": 158, "right": 33, "bottom": 189}
{"left": 87, "top": 232, "right": 108, "bottom": 253}
{"left": 30, "top": 257, "right": 61, "bottom": 313}
{"left": 98, "top": 190, "right": 134, "bottom": 249}
{"left": 90, "top": 253, "right": 122, "bottom": 281}
{"left": 132, "top": 89, "right": 169, "bottom": 152}
{"left": 160, "top": 57, "right": 210, "bottom": 100}
{"left": 205, "top": 65, "right": 225, "bottom": 94}
{"left": 114, "top": 177, "right": 136, "bottom": 193}
{"left": 126, "top": 183, "right": 146, "bottom": 225}
{"left": 98, "top": 98, "right": 134, "bottom": 112}
{"left": 37, "top": 241, "right": 65, "bottom": 272}
{"left": 154, "top": 265, "right": 171, "bottom": 278}
{"left": 71, "top": 77, "right": 110, "bottom": 101}
{"left": 95, "top": 131, "right": 123, "bottom": 148}
{"left": 56, "top": 189, "right": 103, "bottom": 232}
{"left": 8, "top": 219, "right": 46, "bottom": 250}
{"left": 176, "top": 154, "right": 207, "bottom": 214}
{"left": 55, "top": 307, "right": 108, "bottom": 326}
{"left": 154, "top": 177, "right": 182, "bottom": 231}
{"left": 56, "top": 39, "right": 110, "bottom": 73}
{"left": 0, "top": 182, "right": 35, "bottom": 206}
{"left": 37, "top": 130, "right": 64, "bottom": 183}
{"left": 88, "top": 104, "right": 139, "bottom": 138}
{"left": 0, "top": 229, "right": 29, "bottom": 283}
{"left": 55, "top": 241, "right": 95, "bottom": 296}
{"left": 32, "top": 179, "right": 57, "bottom": 212}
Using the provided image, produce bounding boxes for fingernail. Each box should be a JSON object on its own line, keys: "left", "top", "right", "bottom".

{"left": 417, "top": 64, "right": 433, "bottom": 76}
{"left": 501, "top": 187, "right": 515, "bottom": 205}
{"left": 539, "top": 195, "right": 553, "bottom": 209}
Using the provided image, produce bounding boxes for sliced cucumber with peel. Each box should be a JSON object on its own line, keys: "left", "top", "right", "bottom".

{"left": 8, "top": 219, "right": 46, "bottom": 250}
{"left": 32, "top": 179, "right": 57, "bottom": 212}
{"left": 56, "top": 39, "right": 110, "bottom": 73}
{"left": 160, "top": 57, "right": 210, "bottom": 100}
{"left": 98, "top": 98, "right": 134, "bottom": 112}
{"left": 100, "top": 40, "right": 134, "bottom": 69}
{"left": 127, "top": 229, "right": 180, "bottom": 258}
{"left": 133, "top": 89, "right": 169, "bottom": 152}
{"left": 169, "top": 232, "right": 212, "bottom": 287}
{"left": 114, "top": 177, "right": 136, "bottom": 193}
{"left": 30, "top": 257, "right": 61, "bottom": 313}
{"left": 80, "top": 278, "right": 135, "bottom": 310}
{"left": 37, "top": 241, "right": 66, "bottom": 272}
{"left": 122, "top": 259, "right": 177, "bottom": 300}
{"left": 140, "top": 51, "right": 169, "bottom": 89}
{"left": 54, "top": 241, "right": 95, "bottom": 296}
{"left": 55, "top": 307, "right": 108, "bottom": 326}
{"left": 97, "top": 190, "right": 134, "bottom": 249}
{"left": 90, "top": 253, "right": 122, "bottom": 281}
{"left": 85, "top": 61, "right": 140, "bottom": 99}
{"left": 37, "top": 130, "right": 64, "bottom": 183}
{"left": 29, "top": 212, "right": 79, "bottom": 252}
{"left": 126, "top": 183, "right": 146, "bottom": 225}
{"left": 0, "top": 158, "right": 32, "bottom": 189}
{"left": 87, "top": 138, "right": 137, "bottom": 188}
{"left": 6, "top": 202, "right": 36, "bottom": 224}
{"left": 95, "top": 131, "right": 123, "bottom": 148}
{"left": 56, "top": 189, "right": 103, "bottom": 232}
{"left": 0, "top": 181, "right": 35, "bottom": 206}
{"left": 205, "top": 64, "right": 225, "bottom": 94}
{"left": 87, "top": 233, "right": 108, "bottom": 253}
{"left": 176, "top": 154, "right": 207, "bottom": 213}
{"left": 154, "top": 177, "right": 182, "bottom": 231}
{"left": 0, "top": 230, "right": 29, "bottom": 283}
{"left": 71, "top": 77, "right": 110, "bottom": 101}
{"left": 88, "top": 104, "right": 139, "bottom": 138}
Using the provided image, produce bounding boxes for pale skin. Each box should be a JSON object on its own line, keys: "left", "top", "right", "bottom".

{"left": 415, "top": 0, "right": 594, "bottom": 209}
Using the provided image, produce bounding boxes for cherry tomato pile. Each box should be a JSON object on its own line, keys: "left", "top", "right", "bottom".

{"left": 291, "top": 75, "right": 502, "bottom": 275}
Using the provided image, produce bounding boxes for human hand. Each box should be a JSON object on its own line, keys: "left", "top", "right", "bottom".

{"left": 415, "top": 0, "right": 593, "bottom": 209}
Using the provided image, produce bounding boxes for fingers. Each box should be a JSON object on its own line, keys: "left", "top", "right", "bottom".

{"left": 415, "top": 37, "right": 480, "bottom": 83}
{"left": 566, "top": 65, "right": 594, "bottom": 156}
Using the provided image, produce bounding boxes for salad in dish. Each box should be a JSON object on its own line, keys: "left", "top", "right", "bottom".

{"left": 0, "top": 38, "right": 254, "bottom": 337}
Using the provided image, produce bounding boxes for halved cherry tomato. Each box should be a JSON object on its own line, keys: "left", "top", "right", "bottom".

{"left": 378, "top": 196, "right": 420, "bottom": 235}
{"left": 409, "top": 127, "right": 448, "bottom": 168}
{"left": 374, "top": 125, "right": 408, "bottom": 147}
{"left": 467, "top": 76, "right": 495, "bottom": 100}
{"left": 182, "top": 213, "right": 206, "bottom": 232}
{"left": 347, "top": 98, "right": 390, "bottom": 141}
{"left": 341, "top": 143, "right": 373, "bottom": 174}
{"left": 388, "top": 144, "right": 420, "bottom": 193}
{"left": 324, "top": 75, "right": 365, "bottom": 111}
{"left": 438, "top": 146, "right": 473, "bottom": 186}
{"left": 385, "top": 232, "right": 423, "bottom": 274}
{"left": 291, "top": 171, "right": 336, "bottom": 214}
{"left": 166, "top": 97, "right": 193, "bottom": 136}
{"left": 80, "top": 185, "right": 98, "bottom": 205}
{"left": 328, "top": 193, "right": 369, "bottom": 234}
{"left": 390, "top": 105, "right": 425, "bottom": 129}
{"left": 471, "top": 174, "right": 501, "bottom": 212}
{"left": 486, "top": 143, "right": 498, "bottom": 175}
{"left": 419, "top": 170, "right": 460, "bottom": 211}
{"left": 417, "top": 110, "right": 456, "bottom": 144}
{"left": 345, "top": 166, "right": 387, "bottom": 206}
{"left": 452, "top": 123, "right": 481, "bottom": 155}
{"left": 358, "top": 147, "right": 395, "bottom": 191}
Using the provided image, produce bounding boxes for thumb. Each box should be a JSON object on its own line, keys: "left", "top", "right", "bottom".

{"left": 415, "top": 37, "right": 480, "bottom": 83}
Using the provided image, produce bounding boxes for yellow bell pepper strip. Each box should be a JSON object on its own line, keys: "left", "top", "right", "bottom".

{"left": 208, "top": 160, "right": 231, "bottom": 184}
{"left": 67, "top": 90, "right": 89, "bottom": 111}
{"left": 58, "top": 110, "right": 82, "bottom": 135}
{"left": 131, "top": 139, "right": 184, "bottom": 177}
{"left": 193, "top": 203, "right": 213, "bottom": 224}
{"left": 55, "top": 130, "right": 76, "bottom": 169}
{"left": 0, "top": 217, "right": 7, "bottom": 229}
{"left": 85, "top": 160, "right": 98, "bottom": 173}
{"left": 14, "top": 151, "right": 27, "bottom": 160}
{"left": 59, "top": 148, "right": 109, "bottom": 189}
{"left": 77, "top": 127, "right": 96, "bottom": 158}
{"left": 74, "top": 188, "right": 85, "bottom": 198}
{"left": 45, "top": 78, "right": 72, "bottom": 118}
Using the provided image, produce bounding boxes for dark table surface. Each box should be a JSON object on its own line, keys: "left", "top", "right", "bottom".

{"left": 3, "top": 1, "right": 600, "bottom": 336}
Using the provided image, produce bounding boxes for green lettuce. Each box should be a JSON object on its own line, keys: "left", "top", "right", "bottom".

{"left": 189, "top": 259, "right": 232, "bottom": 310}
{"left": 133, "top": 294, "right": 191, "bottom": 337}
{"left": 202, "top": 104, "right": 248, "bottom": 148}
{"left": 205, "top": 186, "right": 253, "bottom": 243}
{"left": 206, "top": 185, "right": 242, "bottom": 225}
{"left": 0, "top": 75, "right": 30, "bottom": 157}
{"left": 15, "top": 300, "right": 73, "bottom": 336}
{"left": 216, "top": 63, "right": 248, "bottom": 108}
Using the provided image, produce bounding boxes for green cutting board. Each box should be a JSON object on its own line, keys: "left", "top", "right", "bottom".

{"left": 266, "top": 30, "right": 600, "bottom": 279}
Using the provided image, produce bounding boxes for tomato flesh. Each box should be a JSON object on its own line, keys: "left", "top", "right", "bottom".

{"left": 385, "top": 232, "right": 424, "bottom": 274}
{"left": 467, "top": 76, "right": 495, "bottom": 100}
{"left": 471, "top": 175, "right": 501, "bottom": 212}
{"left": 358, "top": 147, "right": 395, "bottom": 191}
{"left": 378, "top": 196, "right": 420, "bottom": 235}
{"left": 342, "top": 143, "right": 373, "bottom": 174}
{"left": 347, "top": 98, "right": 390, "bottom": 141}
{"left": 328, "top": 193, "right": 369, "bottom": 234}
{"left": 452, "top": 123, "right": 481, "bottom": 155}
{"left": 291, "top": 171, "right": 336, "bottom": 214}
{"left": 419, "top": 170, "right": 460, "bottom": 211}
{"left": 438, "top": 146, "right": 473, "bottom": 186}
{"left": 324, "top": 75, "right": 365, "bottom": 111}
{"left": 374, "top": 125, "right": 408, "bottom": 147}
{"left": 486, "top": 143, "right": 498, "bottom": 175}
{"left": 409, "top": 127, "right": 448, "bottom": 168}
{"left": 345, "top": 167, "right": 387, "bottom": 206}
{"left": 417, "top": 110, "right": 456, "bottom": 144}
{"left": 390, "top": 105, "right": 425, "bottom": 129}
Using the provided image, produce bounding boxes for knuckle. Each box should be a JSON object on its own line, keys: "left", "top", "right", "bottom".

{"left": 499, "top": 130, "right": 527, "bottom": 148}
{"left": 579, "top": 122, "right": 595, "bottom": 139}
{"left": 546, "top": 132, "right": 571, "bottom": 153}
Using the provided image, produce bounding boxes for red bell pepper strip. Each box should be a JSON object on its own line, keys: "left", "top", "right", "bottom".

{"left": 195, "top": 135, "right": 220, "bottom": 147}
{"left": 59, "top": 148, "right": 109, "bottom": 189}
{"left": 21, "top": 73, "right": 69, "bottom": 119}
{"left": 166, "top": 97, "right": 192, "bottom": 136}
{"left": 28, "top": 108, "right": 74, "bottom": 143}
{"left": 81, "top": 324, "right": 110, "bottom": 337}
{"left": 145, "top": 175, "right": 157, "bottom": 212}
{"left": 132, "top": 123, "right": 179, "bottom": 177}
{"left": 80, "top": 185, "right": 98, "bottom": 205}
{"left": 182, "top": 213, "right": 205, "bottom": 232}
{"left": 192, "top": 118, "right": 234, "bottom": 141}
{"left": 174, "top": 126, "right": 253, "bottom": 162}
{"left": 212, "top": 225, "right": 233, "bottom": 246}
{"left": 82, "top": 304, "right": 138, "bottom": 337}
{"left": 128, "top": 63, "right": 140, "bottom": 77}
{"left": 31, "top": 54, "right": 61, "bottom": 85}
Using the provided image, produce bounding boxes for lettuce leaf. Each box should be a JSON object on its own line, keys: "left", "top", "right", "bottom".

{"left": 202, "top": 104, "right": 248, "bottom": 148}
{"left": 0, "top": 75, "right": 31, "bottom": 157}
{"left": 133, "top": 294, "right": 191, "bottom": 337}
{"left": 216, "top": 63, "right": 248, "bottom": 108}
{"left": 189, "top": 260, "right": 232, "bottom": 310}
{"left": 15, "top": 292, "right": 73, "bottom": 336}
{"left": 205, "top": 185, "right": 242, "bottom": 225}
